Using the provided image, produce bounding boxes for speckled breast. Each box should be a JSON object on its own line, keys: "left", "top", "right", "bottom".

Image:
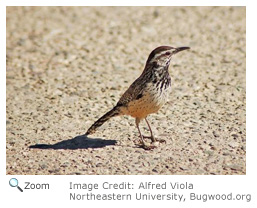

{"left": 125, "top": 82, "right": 171, "bottom": 119}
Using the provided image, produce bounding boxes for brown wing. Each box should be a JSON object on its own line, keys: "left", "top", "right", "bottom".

{"left": 116, "top": 75, "right": 147, "bottom": 107}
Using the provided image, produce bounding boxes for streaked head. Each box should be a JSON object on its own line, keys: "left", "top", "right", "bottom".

{"left": 147, "top": 46, "right": 190, "bottom": 67}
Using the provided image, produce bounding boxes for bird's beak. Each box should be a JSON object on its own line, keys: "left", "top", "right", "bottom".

{"left": 174, "top": 47, "right": 190, "bottom": 54}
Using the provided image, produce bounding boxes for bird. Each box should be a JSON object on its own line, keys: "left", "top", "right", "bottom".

{"left": 85, "top": 46, "right": 190, "bottom": 149}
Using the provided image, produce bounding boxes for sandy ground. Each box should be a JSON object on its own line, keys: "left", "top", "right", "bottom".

{"left": 6, "top": 7, "right": 246, "bottom": 175}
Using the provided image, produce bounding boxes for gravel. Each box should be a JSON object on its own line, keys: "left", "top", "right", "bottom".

{"left": 6, "top": 6, "right": 245, "bottom": 175}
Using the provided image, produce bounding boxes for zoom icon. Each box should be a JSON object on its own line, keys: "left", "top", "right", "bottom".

{"left": 9, "top": 178, "right": 23, "bottom": 192}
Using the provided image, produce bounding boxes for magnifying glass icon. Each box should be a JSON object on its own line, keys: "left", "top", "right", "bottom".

{"left": 9, "top": 178, "right": 23, "bottom": 192}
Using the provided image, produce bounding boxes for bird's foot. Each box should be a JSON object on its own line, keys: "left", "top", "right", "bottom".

{"left": 137, "top": 143, "right": 157, "bottom": 150}
{"left": 136, "top": 139, "right": 157, "bottom": 150}
{"left": 142, "top": 135, "right": 153, "bottom": 140}
{"left": 142, "top": 135, "right": 166, "bottom": 144}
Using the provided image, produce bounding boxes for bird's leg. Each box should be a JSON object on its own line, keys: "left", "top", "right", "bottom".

{"left": 135, "top": 118, "right": 156, "bottom": 150}
{"left": 144, "top": 117, "right": 156, "bottom": 142}
{"left": 144, "top": 118, "right": 166, "bottom": 144}
{"left": 136, "top": 120, "right": 146, "bottom": 146}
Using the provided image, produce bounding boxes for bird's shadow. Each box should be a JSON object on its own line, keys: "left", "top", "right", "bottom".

{"left": 29, "top": 134, "right": 117, "bottom": 150}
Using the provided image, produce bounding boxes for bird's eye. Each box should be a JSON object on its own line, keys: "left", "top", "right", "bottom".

{"left": 165, "top": 52, "right": 171, "bottom": 55}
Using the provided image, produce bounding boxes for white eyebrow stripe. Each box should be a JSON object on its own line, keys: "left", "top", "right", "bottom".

{"left": 150, "top": 50, "right": 169, "bottom": 62}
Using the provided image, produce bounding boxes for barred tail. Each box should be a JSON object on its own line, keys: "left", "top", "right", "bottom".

{"left": 85, "top": 107, "right": 121, "bottom": 135}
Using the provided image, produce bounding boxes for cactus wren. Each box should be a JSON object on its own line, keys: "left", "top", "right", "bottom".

{"left": 86, "top": 46, "right": 190, "bottom": 149}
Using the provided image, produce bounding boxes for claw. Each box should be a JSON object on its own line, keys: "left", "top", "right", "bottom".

{"left": 142, "top": 135, "right": 156, "bottom": 143}
{"left": 137, "top": 143, "right": 157, "bottom": 150}
{"left": 142, "top": 135, "right": 166, "bottom": 144}
{"left": 136, "top": 139, "right": 157, "bottom": 150}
